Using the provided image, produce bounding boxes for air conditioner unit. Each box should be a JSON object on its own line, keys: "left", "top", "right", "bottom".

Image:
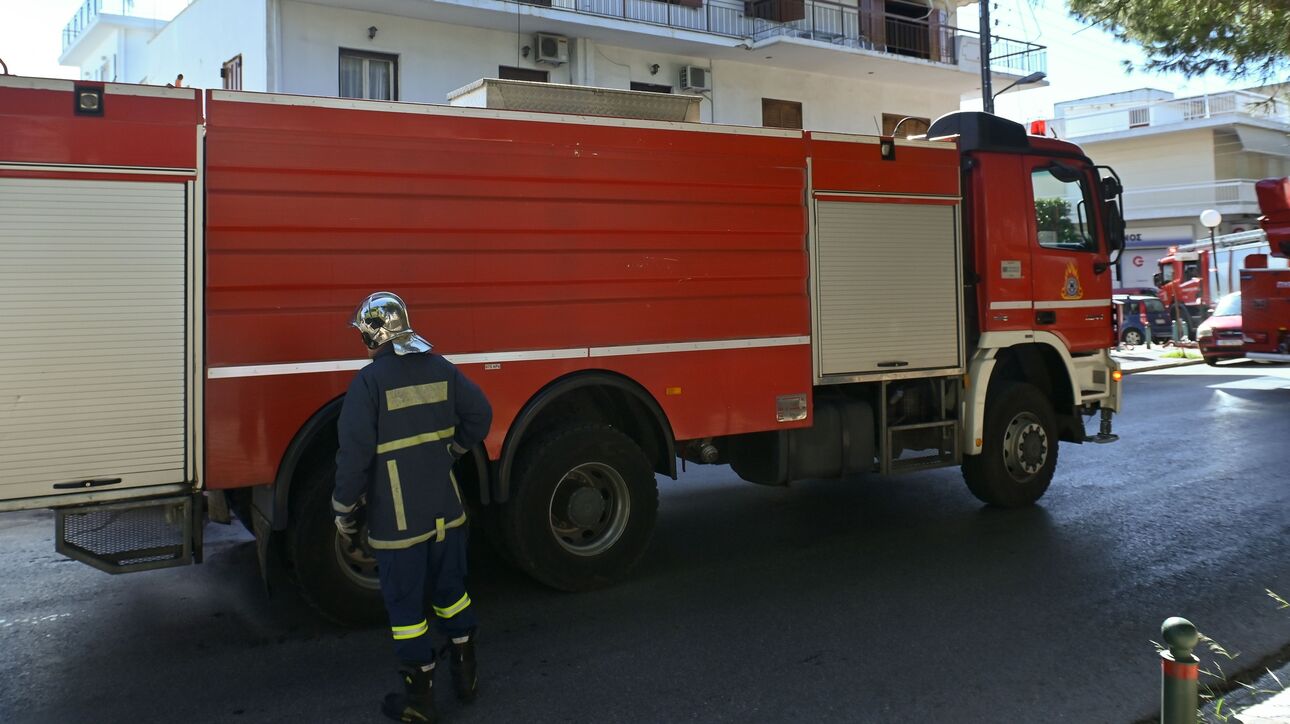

{"left": 535, "top": 33, "right": 569, "bottom": 65}
{"left": 680, "top": 65, "right": 711, "bottom": 92}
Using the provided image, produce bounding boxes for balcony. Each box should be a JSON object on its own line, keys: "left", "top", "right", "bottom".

{"left": 61, "top": 0, "right": 189, "bottom": 56}
{"left": 1053, "top": 91, "right": 1290, "bottom": 138}
{"left": 506, "top": 0, "right": 1043, "bottom": 74}
{"left": 1121, "top": 179, "right": 1263, "bottom": 221}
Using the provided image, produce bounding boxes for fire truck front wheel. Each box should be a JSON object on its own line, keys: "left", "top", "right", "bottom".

{"left": 962, "top": 381, "right": 1058, "bottom": 508}
{"left": 502, "top": 425, "right": 659, "bottom": 591}
{"left": 289, "top": 466, "right": 386, "bottom": 626}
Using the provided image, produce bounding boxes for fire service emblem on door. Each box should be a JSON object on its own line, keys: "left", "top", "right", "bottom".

{"left": 1061, "top": 262, "right": 1084, "bottom": 300}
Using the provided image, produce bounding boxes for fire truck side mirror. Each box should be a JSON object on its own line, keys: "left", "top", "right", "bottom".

{"left": 1103, "top": 199, "right": 1126, "bottom": 260}
{"left": 1153, "top": 272, "right": 1165, "bottom": 287}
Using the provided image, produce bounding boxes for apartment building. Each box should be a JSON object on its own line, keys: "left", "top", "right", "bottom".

{"left": 58, "top": 0, "right": 1044, "bottom": 135}
{"left": 1050, "top": 87, "right": 1290, "bottom": 288}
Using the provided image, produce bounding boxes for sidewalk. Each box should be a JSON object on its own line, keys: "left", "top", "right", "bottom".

{"left": 1203, "top": 659, "right": 1290, "bottom": 723}
{"left": 1111, "top": 342, "right": 1205, "bottom": 374}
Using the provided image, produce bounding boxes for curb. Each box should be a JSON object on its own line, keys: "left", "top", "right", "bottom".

{"left": 1121, "top": 358, "right": 1206, "bottom": 375}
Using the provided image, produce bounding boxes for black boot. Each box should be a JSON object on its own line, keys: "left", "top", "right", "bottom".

{"left": 448, "top": 630, "right": 478, "bottom": 703}
{"left": 381, "top": 663, "right": 436, "bottom": 723}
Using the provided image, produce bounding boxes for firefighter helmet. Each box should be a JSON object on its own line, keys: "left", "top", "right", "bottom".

{"left": 351, "top": 291, "right": 432, "bottom": 355}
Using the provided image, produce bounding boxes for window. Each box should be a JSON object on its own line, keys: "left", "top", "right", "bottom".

{"left": 630, "top": 82, "right": 672, "bottom": 94}
{"left": 1144, "top": 298, "right": 1166, "bottom": 314}
{"left": 221, "top": 55, "right": 243, "bottom": 91}
{"left": 762, "top": 98, "right": 802, "bottom": 130}
{"left": 1213, "top": 292, "right": 1241, "bottom": 316}
{"left": 498, "top": 66, "right": 549, "bottom": 83}
{"left": 339, "top": 49, "right": 397, "bottom": 100}
{"left": 881, "top": 113, "right": 930, "bottom": 138}
{"left": 1159, "top": 262, "right": 1175, "bottom": 283}
{"left": 1031, "top": 164, "right": 1097, "bottom": 252}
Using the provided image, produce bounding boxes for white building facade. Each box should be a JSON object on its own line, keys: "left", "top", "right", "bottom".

{"left": 1049, "top": 88, "right": 1290, "bottom": 289}
{"left": 58, "top": 0, "right": 1044, "bottom": 136}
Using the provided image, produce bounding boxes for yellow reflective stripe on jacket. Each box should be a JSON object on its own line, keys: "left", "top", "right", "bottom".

{"left": 434, "top": 593, "right": 471, "bottom": 619}
{"left": 435, "top": 517, "right": 446, "bottom": 542}
{"left": 376, "top": 426, "right": 456, "bottom": 455}
{"left": 391, "top": 620, "right": 429, "bottom": 640}
{"left": 385, "top": 381, "right": 448, "bottom": 412}
{"left": 387, "top": 460, "right": 408, "bottom": 532}
{"left": 367, "top": 513, "right": 468, "bottom": 550}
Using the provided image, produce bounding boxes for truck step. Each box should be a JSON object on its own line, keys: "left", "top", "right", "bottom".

{"left": 1084, "top": 433, "right": 1120, "bottom": 444}
{"left": 56, "top": 495, "right": 199, "bottom": 574}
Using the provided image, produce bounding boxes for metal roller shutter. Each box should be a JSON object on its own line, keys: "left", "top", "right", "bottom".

{"left": 0, "top": 178, "right": 188, "bottom": 502}
{"left": 815, "top": 199, "right": 962, "bottom": 376}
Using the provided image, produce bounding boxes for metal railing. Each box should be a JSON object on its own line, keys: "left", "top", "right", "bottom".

{"left": 61, "top": 0, "right": 190, "bottom": 53}
{"left": 1122, "top": 179, "right": 1262, "bottom": 214}
{"left": 1053, "top": 90, "right": 1290, "bottom": 137}
{"left": 62, "top": 0, "right": 133, "bottom": 52}
{"left": 513, "top": 0, "right": 1044, "bottom": 71}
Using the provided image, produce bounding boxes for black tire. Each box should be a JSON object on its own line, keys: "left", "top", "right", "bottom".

{"left": 1204, "top": 356, "right": 1220, "bottom": 367}
{"left": 288, "top": 466, "right": 386, "bottom": 626}
{"left": 1121, "top": 327, "right": 1145, "bottom": 346}
{"left": 962, "top": 381, "right": 1058, "bottom": 508}
{"left": 500, "top": 425, "right": 658, "bottom": 591}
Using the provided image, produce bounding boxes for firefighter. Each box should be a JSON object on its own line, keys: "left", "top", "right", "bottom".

{"left": 332, "top": 291, "right": 493, "bottom": 723}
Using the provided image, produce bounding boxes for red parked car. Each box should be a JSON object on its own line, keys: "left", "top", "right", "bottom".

{"left": 1197, "top": 292, "right": 1244, "bottom": 365}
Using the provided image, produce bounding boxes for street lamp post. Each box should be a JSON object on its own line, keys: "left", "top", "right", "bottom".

{"left": 1200, "top": 208, "right": 1222, "bottom": 300}
{"left": 992, "top": 71, "right": 1048, "bottom": 106}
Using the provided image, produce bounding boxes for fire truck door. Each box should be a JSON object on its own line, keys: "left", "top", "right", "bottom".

{"left": 1025, "top": 159, "right": 1115, "bottom": 353}
{"left": 0, "top": 178, "right": 191, "bottom": 508}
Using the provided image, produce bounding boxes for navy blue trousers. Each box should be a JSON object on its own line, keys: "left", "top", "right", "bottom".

{"left": 374, "top": 527, "right": 477, "bottom": 665}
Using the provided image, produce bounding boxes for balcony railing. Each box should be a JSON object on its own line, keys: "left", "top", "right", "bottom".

{"left": 513, "top": 0, "right": 1044, "bottom": 72}
{"left": 62, "top": 0, "right": 133, "bottom": 52}
{"left": 61, "top": 0, "right": 190, "bottom": 53}
{"left": 1053, "top": 91, "right": 1290, "bottom": 138}
{"left": 1122, "top": 179, "right": 1262, "bottom": 216}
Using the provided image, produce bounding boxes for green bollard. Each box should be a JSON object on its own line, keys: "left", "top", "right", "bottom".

{"left": 1160, "top": 617, "right": 1200, "bottom": 724}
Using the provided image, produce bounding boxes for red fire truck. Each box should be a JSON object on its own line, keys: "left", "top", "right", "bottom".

{"left": 0, "top": 76, "right": 1124, "bottom": 623}
{"left": 1245, "top": 178, "right": 1290, "bottom": 360}
{"left": 1154, "top": 246, "right": 1212, "bottom": 325}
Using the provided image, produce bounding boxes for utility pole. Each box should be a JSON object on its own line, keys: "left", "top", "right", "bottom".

{"left": 980, "top": 1, "right": 994, "bottom": 113}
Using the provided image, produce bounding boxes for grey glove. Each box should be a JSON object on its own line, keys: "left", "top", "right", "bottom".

{"left": 335, "top": 512, "right": 359, "bottom": 538}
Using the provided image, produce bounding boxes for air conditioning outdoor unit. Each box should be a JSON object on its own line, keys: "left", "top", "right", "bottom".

{"left": 680, "top": 65, "right": 711, "bottom": 92}
{"left": 535, "top": 33, "right": 570, "bottom": 65}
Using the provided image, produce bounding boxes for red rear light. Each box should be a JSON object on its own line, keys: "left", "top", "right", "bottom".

{"left": 1139, "top": 306, "right": 1148, "bottom": 326}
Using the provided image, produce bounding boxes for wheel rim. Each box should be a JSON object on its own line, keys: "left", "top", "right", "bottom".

{"left": 1125, "top": 329, "right": 1143, "bottom": 345}
{"left": 548, "top": 462, "right": 630, "bottom": 557}
{"left": 333, "top": 529, "right": 381, "bottom": 590}
{"left": 1001, "top": 412, "right": 1049, "bottom": 482}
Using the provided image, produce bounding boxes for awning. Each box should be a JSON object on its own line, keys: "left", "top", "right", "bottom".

{"left": 1236, "top": 126, "right": 1290, "bottom": 157}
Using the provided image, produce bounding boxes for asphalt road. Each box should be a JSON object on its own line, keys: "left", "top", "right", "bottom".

{"left": 2, "top": 362, "right": 1289, "bottom": 724}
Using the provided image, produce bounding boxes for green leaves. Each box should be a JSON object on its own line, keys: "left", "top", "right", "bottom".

{"left": 1066, "top": 0, "right": 1290, "bottom": 80}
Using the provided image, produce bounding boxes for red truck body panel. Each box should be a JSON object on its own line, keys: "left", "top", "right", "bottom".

{"left": 202, "top": 93, "right": 818, "bottom": 488}
{"left": 1247, "top": 178, "right": 1290, "bottom": 355}
{"left": 0, "top": 79, "right": 200, "bottom": 175}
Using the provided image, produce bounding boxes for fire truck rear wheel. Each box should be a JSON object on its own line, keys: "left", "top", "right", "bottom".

{"left": 962, "top": 381, "right": 1058, "bottom": 508}
{"left": 289, "top": 467, "right": 386, "bottom": 626}
{"left": 502, "top": 425, "right": 659, "bottom": 591}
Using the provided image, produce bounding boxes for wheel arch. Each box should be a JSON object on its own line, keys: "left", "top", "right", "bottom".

{"left": 966, "top": 332, "right": 1082, "bottom": 455}
{"left": 265, "top": 393, "right": 491, "bottom": 530}
{"left": 495, "top": 370, "right": 677, "bottom": 505}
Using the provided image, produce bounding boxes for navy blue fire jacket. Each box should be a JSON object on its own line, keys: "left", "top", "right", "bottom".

{"left": 332, "top": 346, "right": 493, "bottom": 549}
